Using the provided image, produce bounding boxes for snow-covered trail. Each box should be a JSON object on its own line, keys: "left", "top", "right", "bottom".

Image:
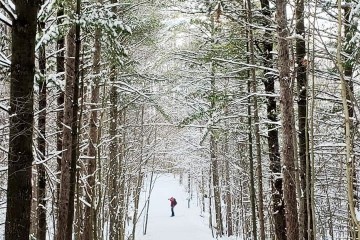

{"left": 137, "top": 174, "right": 213, "bottom": 240}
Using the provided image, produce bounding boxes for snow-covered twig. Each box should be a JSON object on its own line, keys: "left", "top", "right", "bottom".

{"left": 0, "top": 0, "right": 16, "bottom": 20}
{"left": 0, "top": 51, "right": 11, "bottom": 67}
{"left": 0, "top": 12, "right": 11, "bottom": 27}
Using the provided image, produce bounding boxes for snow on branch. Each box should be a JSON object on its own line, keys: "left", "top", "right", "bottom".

{"left": 0, "top": 12, "right": 11, "bottom": 27}
{"left": 0, "top": 145, "right": 8, "bottom": 154}
{"left": 0, "top": 51, "right": 10, "bottom": 67}
{"left": 79, "top": 197, "right": 91, "bottom": 208}
{"left": 115, "top": 80, "right": 150, "bottom": 99}
{"left": 6, "top": 0, "right": 14, "bottom": 11}
{"left": 212, "top": 57, "right": 278, "bottom": 73}
{"left": 35, "top": 24, "right": 59, "bottom": 51}
{"left": 0, "top": 0, "right": 16, "bottom": 21}
{"left": 286, "top": 34, "right": 304, "bottom": 40}
{"left": 38, "top": 0, "right": 56, "bottom": 21}
{"left": 0, "top": 102, "right": 10, "bottom": 112}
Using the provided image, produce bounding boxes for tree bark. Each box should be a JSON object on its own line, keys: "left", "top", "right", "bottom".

{"left": 209, "top": 62, "right": 223, "bottom": 237}
{"left": 336, "top": 1, "right": 360, "bottom": 238}
{"left": 223, "top": 107, "right": 233, "bottom": 237}
{"left": 131, "top": 106, "right": 145, "bottom": 240}
{"left": 119, "top": 109, "right": 126, "bottom": 240}
{"left": 56, "top": 1, "right": 81, "bottom": 235}
{"left": 109, "top": 64, "right": 119, "bottom": 240}
{"left": 37, "top": 20, "right": 47, "bottom": 240}
{"left": 67, "top": 0, "right": 82, "bottom": 235}
{"left": 84, "top": 25, "right": 102, "bottom": 240}
{"left": 207, "top": 3, "right": 224, "bottom": 236}
{"left": 295, "top": 0, "right": 313, "bottom": 238}
{"left": 210, "top": 123, "right": 223, "bottom": 236}
{"left": 244, "top": 30, "right": 258, "bottom": 240}
{"left": 56, "top": 26, "right": 76, "bottom": 240}
{"left": 208, "top": 168, "right": 214, "bottom": 238}
{"left": 276, "top": 0, "right": 300, "bottom": 238}
{"left": 246, "top": 1, "right": 265, "bottom": 238}
{"left": 246, "top": 71, "right": 257, "bottom": 240}
{"left": 343, "top": 3, "right": 357, "bottom": 238}
{"left": 108, "top": 0, "right": 120, "bottom": 237}
{"left": 143, "top": 127, "right": 157, "bottom": 235}
{"left": 95, "top": 82, "right": 108, "bottom": 240}
{"left": 56, "top": 7, "right": 65, "bottom": 211}
{"left": 259, "top": 0, "right": 286, "bottom": 239}
{"left": 5, "top": 1, "right": 40, "bottom": 239}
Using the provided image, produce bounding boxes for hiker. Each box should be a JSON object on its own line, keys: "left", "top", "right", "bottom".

{"left": 169, "top": 197, "right": 177, "bottom": 217}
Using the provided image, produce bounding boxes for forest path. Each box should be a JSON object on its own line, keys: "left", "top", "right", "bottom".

{"left": 137, "top": 174, "right": 213, "bottom": 240}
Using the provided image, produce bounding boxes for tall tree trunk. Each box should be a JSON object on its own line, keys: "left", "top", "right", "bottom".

{"left": 5, "top": 1, "right": 39, "bottom": 239}
{"left": 201, "top": 171, "right": 206, "bottom": 213}
{"left": 119, "top": 108, "right": 126, "bottom": 240}
{"left": 208, "top": 168, "right": 214, "bottom": 238}
{"left": 84, "top": 25, "right": 102, "bottom": 240}
{"left": 210, "top": 136, "right": 223, "bottom": 236}
{"left": 239, "top": 177, "right": 248, "bottom": 239}
{"left": 143, "top": 170, "right": 155, "bottom": 235}
{"left": 260, "top": 0, "right": 286, "bottom": 238}
{"left": 37, "top": 20, "right": 47, "bottom": 240}
{"left": 246, "top": 1, "right": 265, "bottom": 238}
{"left": 109, "top": 64, "right": 119, "bottom": 240}
{"left": 246, "top": 72, "right": 257, "bottom": 240}
{"left": 95, "top": 81, "right": 108, "bottom": 240}
{"left": 343, "top": 3, "right": 357, "bottom": 238}
{"left": 208, "top": 3, "right": 223, "bottom": 236}
{"left": 56, "top": 7, "right": 65, "bottom": 211}
{"left": 245, "top": 33, "right": 258, "bottom": 240}
{"left": 224, "top": 107, "right": 233, "bottom": 237}
{"left": 336, "top": 1, "right": 360, "bottom": 238}
{"left": 309, "top": 8, "right": 318, "bottom": 235}
{"left": 295, "top": 0, "right": 313, "bottom": 238}
{"left": 276, "top": 0, "right": 300, "bottom": 238}
{"left": 132, "top": 106, "right": 145, "bottom": 240}
{"left": 56, "top": 0, "right": 81, "bottom": 235}
{"left": 224, "top": 160, "right": 232, "bottom": 237}
{"left": 75, "top": 47, "right": 86, "bottom": 240}
{"left": 74, "top": 53, "right": 85, "bottom": 239}
{"left": 108, "top": 0, "right": 120, "bottom": 237}
{"left": 67, "top": 0, "right": 82, "bottom": 235}
{"left": 56, "top": 26, "right": 75, "bottom": 240}
{"left": 210, "top": 68, "right": 223, "bottom": 238}
{"left": 143, "top": 126, "right": 157, "bottom": 235}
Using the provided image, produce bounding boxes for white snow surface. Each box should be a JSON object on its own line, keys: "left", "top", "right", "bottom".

{"left": 137, "top": 174, "right": 214, "bottom": 240}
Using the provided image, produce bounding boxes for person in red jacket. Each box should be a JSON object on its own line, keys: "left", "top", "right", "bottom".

{"left": 169, "top": 197, "right": 177, "bottom": 217}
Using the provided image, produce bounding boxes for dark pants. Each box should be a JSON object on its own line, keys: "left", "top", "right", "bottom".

{"left": 171, "top": 207, "right": 175, "bottom": 216}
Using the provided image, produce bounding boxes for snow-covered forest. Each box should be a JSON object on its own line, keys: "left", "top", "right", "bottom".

{"left": 0, "top": 0, "right": 360, "bottom": 239}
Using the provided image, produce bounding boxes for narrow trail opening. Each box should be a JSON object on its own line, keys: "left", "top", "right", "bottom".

{"left": 137, "top": 174, "right": 213, "bottom": 240}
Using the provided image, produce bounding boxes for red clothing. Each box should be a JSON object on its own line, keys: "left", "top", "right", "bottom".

{"left": 169, "top": 197, "right": 176, "bottom": 207}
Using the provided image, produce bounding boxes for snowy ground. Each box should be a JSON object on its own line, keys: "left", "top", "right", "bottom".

{"left": 136, "top": 174, "right": 214, "bottom": 240}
